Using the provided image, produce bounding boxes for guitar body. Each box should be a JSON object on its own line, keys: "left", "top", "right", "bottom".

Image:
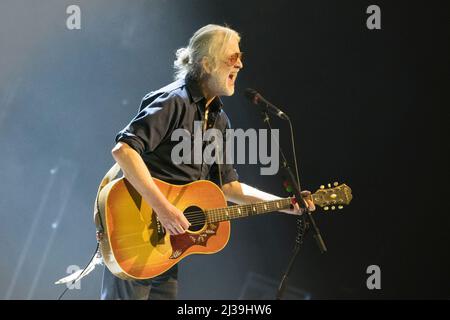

{"left": 97, "top": 177, "right": 229, "bottom": 280}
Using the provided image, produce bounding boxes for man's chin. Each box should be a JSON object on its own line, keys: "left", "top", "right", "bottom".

{"left": 225, "top": 86, "right": 235, "bottom": 96}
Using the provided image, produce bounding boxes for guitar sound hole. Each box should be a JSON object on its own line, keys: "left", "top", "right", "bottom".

{"left": 184, "top": 206, "right": 205, "bottom": 232}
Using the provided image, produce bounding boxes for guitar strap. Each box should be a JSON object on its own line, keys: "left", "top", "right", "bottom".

{"left": 203, "top": 105, "right": 223, "bottom": 188}
{"left": 93, "top": 162, "right": 121, "bottom": 233}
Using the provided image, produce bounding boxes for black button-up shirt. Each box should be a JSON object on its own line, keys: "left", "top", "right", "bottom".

{"left": 115, "top": 78, "right": 239, "bottom": 186}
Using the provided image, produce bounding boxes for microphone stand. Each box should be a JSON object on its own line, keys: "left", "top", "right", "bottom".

{"left": 258, "top": 110, "right": 327, "bottom": 300}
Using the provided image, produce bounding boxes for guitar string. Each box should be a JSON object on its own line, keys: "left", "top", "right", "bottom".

{"left": 193, "top": 199, "right": 292, "bottom": 220}
{"left": 175, "top": 193, "right": 323, "bottom": 226}
{"left": 183, "top": 199, "right": 291, "bottom": 221}
{"left": 187, "top": 206, "right": 288, "bottom": 223}
{"left": 143, "top": 193, "right": 324, "bottom": 226}
{"left": 182, "top": 200, "right": 293, "bottom": 225}
{"left": 186, "top": 198, "right": 293, "bottom": 221}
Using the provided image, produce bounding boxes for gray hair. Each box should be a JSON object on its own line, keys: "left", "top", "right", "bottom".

{"left": 173, "top": 24, "right": 240, "bottom": 81}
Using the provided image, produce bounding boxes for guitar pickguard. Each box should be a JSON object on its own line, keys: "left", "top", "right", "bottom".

{"left": 169, "top": 223, "right": 219, "bottom": 259}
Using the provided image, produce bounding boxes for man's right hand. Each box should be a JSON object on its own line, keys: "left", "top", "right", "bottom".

{"left": 111, "top": 142, "right": 191, "bottom": 236}
{"left": 155, "top": 203, "right": 191, "bottom": 236}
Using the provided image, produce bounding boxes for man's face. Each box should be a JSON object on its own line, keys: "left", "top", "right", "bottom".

{"left": 205, "top": 35, "right": 243, "bottom": 97}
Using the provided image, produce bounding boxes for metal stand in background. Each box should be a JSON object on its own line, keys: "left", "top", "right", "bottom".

{"left": 258, "top": 110, "right": 327, "bottom": 300}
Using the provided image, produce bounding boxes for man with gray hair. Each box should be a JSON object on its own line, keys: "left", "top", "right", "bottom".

{"left": 101, "top": 24, "right": 315, "bottom": 300}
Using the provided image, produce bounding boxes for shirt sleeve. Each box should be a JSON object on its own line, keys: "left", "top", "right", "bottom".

{"left": 209, "top": 113, "right": 239, "bottom": 186}
{"left": 115, "top": 93, "right": 183, "bottom": 155}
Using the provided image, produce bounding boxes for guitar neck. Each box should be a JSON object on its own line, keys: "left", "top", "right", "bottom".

{"left": 205, "top": 198, "right": 293, "bottom": 223}
{"left": 202, "top": 183, "right": 351, "bottom": 223}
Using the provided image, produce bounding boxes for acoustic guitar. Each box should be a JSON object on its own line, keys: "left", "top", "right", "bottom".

{"left": 96, "top": 177, "right": 352, "bottom": 280}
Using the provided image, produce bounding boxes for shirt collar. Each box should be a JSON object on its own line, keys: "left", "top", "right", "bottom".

{"left": 185, "top": 77, "right": 223, "bottom": 112}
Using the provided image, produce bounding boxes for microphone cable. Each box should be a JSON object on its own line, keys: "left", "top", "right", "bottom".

{"left": 57, "top": 242, "right": 99, "bottom": 300}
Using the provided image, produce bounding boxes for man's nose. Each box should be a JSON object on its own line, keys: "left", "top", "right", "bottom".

{"left": 235, "top": 57, "right": 243, "bottom": 69}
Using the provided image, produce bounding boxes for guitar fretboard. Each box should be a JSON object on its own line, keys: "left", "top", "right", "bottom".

{"left": 205, "top": 198, "right": 293, "bottom": 223}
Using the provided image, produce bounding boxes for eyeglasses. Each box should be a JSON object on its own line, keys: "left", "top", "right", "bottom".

{"left": 224, "top": 52, "right": 244, "bottom": 66}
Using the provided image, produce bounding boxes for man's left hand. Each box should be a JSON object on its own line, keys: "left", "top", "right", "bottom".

{"left": 282, "top": 190, "right": 315, "bottom": 215}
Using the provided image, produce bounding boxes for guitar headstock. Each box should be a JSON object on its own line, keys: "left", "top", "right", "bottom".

{"left": 311, "top": 182, "right": 353, "bottom": 211}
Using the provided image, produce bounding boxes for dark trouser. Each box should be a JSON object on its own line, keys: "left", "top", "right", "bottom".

{"left": 100, "top": 264, "right": 178, "bottom": 300}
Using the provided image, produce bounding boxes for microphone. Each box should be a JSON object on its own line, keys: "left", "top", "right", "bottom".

{"left": 245, "top": 88, "right": 290, "bottom": 121}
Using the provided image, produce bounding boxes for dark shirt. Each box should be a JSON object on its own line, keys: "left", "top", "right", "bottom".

{"left": 115, "top": 78, "right": 239, "bottom": 186}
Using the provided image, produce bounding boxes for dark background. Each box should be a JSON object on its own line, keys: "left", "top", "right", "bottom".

{"left": 0, "top": 0, "right": 448, "bottom": 299}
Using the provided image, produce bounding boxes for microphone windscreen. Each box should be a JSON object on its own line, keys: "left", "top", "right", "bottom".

{"left": 244, "top": 88, "right": 259, "bottom": 104}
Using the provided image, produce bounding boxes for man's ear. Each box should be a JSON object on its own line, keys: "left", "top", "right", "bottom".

{"left": 201, "top": 56, "right": 212, "bottom": 75}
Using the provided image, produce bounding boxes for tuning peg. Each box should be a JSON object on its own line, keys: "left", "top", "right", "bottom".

{"left": 327, "top": 183, "right": 332, "bottom": 188}
{"left": 333, "top": 182, "right": 339, "bottom": 186}
{"left": 324, "top": 206, "right": 329, "bottom": 211}
{"left": 338, "top": 205, "right": 343, "bottom": 209}
{"left": 331, "top": 206, "right": 336, "bottom": 210}
{"left": 320, "top": 185, "right": 325, "bottom": 189}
